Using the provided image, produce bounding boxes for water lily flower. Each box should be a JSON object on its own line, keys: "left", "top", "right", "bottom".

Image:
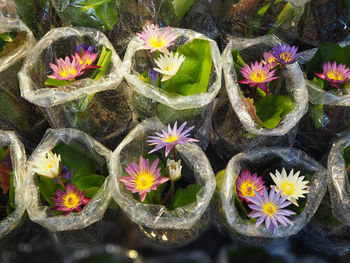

{"left": 271, "top": 44, "right": 302, "bottom": 65}
{"left": 32, "top": 151, "right": 61, "bottom": 179}
{"left": 263, "top": 51, "right": 278, "bottom": 68}
{"left": 314, "top": 61, "right": 350, "bottom": 88}
{"left": 53, "top": 166, "right": 73, "bottom": 184}
{"left": 153, "top": 52, "right": 186, "bottom": 82}
{"left": 236, "top": 169, "right": 265, "bottom": 203}
{"left": 167, "top": 159, "right": 182, "bottom": 181}
{"left": 270, "top": 168, "right": 309, "bottom": 206}
{"left": 148, "top": 68, "right": 161, "bottom": 86}
{"left": 51, "top": 183, "right": 90, "bottom": 216}
{"left": 247, "top": 187, "right": 295, "bottom": 232}
{"left": 120, "top": 157, "right": 169, "bottom": 202}
{"left": 147, "top": 121, "right": 199, "bottom": 157}
{"left": 47, "top": 56, "right": 85, "bottom": 81}
{"left": 137, "top": 24, "right": 177, "bottom": 54}
{"left": 238, "top": 61, "right": 279, "bottom": 95}
{"left": 74, "top": 44, "right": 99, "bottom": 69}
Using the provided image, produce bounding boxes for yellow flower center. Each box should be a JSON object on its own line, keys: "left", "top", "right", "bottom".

{"left": 164, "top": 65, "right": 175, "bottom": 72}
{"left": 268, "top": 56, "right": 276, "bottom": 64}
{"left": 281, "top": 182, "right": 295, "bottom": 196}
{"left": 326, "top": 70, "right": 344, "bottom": 81}
{"left": 150, "top": 36, "right": 167, "bottom": 48}
{"left": 263, "top": 203, "right": 277, "bottom": 216}
{"left": 279, "top": 52, "right": 292, "bottom": 62}
{"left": 250, "top": 70, "right": 267, "bottom": 83}
{"left": 163, "top": 135, "right": 178, "bottom": 143}
{"left": 63, "top": 193, "right": 81, "bottom": 208}
{"left": 134, "top": 170, "right": 155, "bottom": 190}
{"left": 59, "top": 66, "right": 77, "bottom": 78}
{"left": 239, "top": 181, "right": 257, "bottom": 197}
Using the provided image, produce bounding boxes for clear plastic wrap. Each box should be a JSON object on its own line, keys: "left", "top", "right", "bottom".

{"left": 110, "top": 117, "right": 216, "bottom": 246}
{"left": 0, "top": 0, "right": 17, "bottom": 18}
{"left": 220, "top": 147, "right": 327, "bottom": 241}
{"left": 222, "top": 34, "right": 308, "bottom": 136}
{"left": 122, "top": 27, "right": 221, "bottom": 148}
{"left": 18, "top": 27, "right": 133, "bottom": 148}
{"left": 327, "top": 131, "right": 350, "bottom": 226}
{"left": 0, "top": 131, "right": 27, "bottom": 239}
{"left": 25, "top": 128, "right": 112, "bottom": 232}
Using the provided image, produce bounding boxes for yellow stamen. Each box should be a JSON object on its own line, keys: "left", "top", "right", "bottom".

{"left": 163, "top": 135, "right": 178, "bottom": 143}
{"left": 280, "top": 52, "right": 292, "bottom": 62}
{"left": 150, "top": 36, "right": 167, "bottom": 48}
{"left": 240, "top": 181, "right": 257, "bottom": 197}
{"left": 327, "top": 70, "right": 344, "bottom": 81}
{"left": 281, "top": 182, "right": 295, "bottom": 196}
{"left": 59, "top": 66, "right": 77, "bottom": 78}
{"left": 250, "top": 70, "right": 267, "bottom": 83}
{"left": 134, "top": 170, "right": 155, "bottom": 190}
{"left": 263, "top": 203, "right": 277, "bottom": 216}
{"left": 63, "top": 193, "right": 81, "bottom": 208}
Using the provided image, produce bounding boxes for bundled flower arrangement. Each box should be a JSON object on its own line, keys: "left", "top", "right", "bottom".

{"left": 31, "top": 143, "right": 108, "bottom": 216}
{"left": 0, "top": 30, "right": 27, "bottom": 57}
{"left": 235, "top": 167, "right": 309, "bottom": 232}
{"left": 0, "top": 146, "right": 15, "bottom": 219}
{"left": 119, "top": 121, "right": 201, "bottom": 209}
{"left": 45, "top": 43, "right": 112, "bottom": 87}
{"left": 136, "top": 24, "right": 212, "bottom": 96}
{"left": 234, "top": 44, "right": 302, "bottom": 129}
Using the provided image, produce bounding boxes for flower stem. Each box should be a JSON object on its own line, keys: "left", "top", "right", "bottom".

{"left": 161, "top": 180, "right": 175, "bottom": 206}
{"left": 57, "top": 177, "right": 65, "bottom": 190}
{"left": 172, "top": 146, "right": 177, "bottom": 161}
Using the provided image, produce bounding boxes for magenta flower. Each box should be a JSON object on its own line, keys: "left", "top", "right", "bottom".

{"left": 120, "top": 157, "right": 169, "bottom": 202}
{"left": 238, "top": 61, "right": 279, "bottom": 95}
{"left": 137, "top": 24, "right": 177, "bottom": 54}
{"left": 74, "top": 44, "right": 99, "bottom": 69}
{"left": 314, "top": 61, "right": 350, "bottom": 88}
{"left": 47, "top": 56, "right": 85, "bottom": 81}
{"left": 263, "top": 51, "right": 278, "bottom": 68}
{"left": 147, "top": 121, "right": 199, "bottom": 157}
{"left": 247, "top": 187, "right": 295, "bottom": 232}
{"left": 236, "top": 169, "right": 265, "bottom": 203}
{"left": 271, "top": 44, "right": 302, "bottom": 65}
{"left": 51, "top": 183, "right": 90, "bottom": 216}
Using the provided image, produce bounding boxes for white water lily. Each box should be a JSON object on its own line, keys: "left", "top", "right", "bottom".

{"left": 270, "top": 168, "right": 309, "bottom": 206}
{"left": 167, "top": 159, "right": 182, "bottom": 181}
{"left": 32, "top": 150, "right": 61, "bottom": 179}
{"left": 153, "top": 52, "right": 186, "bottom": 81}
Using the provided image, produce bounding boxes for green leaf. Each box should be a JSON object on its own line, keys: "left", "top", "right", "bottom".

{"left": 0, "top": 147, "right": 8, "bottom": 163}
{"left": 45, "top": 78, "right": 70, "bottom": 87}
{"left": 344, "top": 146, "right": 350, "bottom": 167}
{"left": 38, "top": 176, "right": 63, "bottom": 206}
{"left": 170, "top": 184, "right": 201, "bottom": 209}
{"left": 172, "top": 0, "right": 198, "bottom": 19}
{"left": 6, "top": 172, "right": 16, "bottom": 216}
{"left": 307, "top": 42, "right": 350, "bottom": 80}
{"left": 52, "top": 143, "right": 97, "bottom": 183}
{"left": 74, "top": 174, "right": 105, "bottom": 191}
{"left": 90, "top": 47, "right": 112, "bottom": 80}
{"left": 215, "top": 170, "right": 225, "bottom": 191}
{"left": 162, "top": 39, "right": 212, "bottom": 96}
{"left": 81, "top": 186, "right": 100, "bottom": 199}
{"left": 54, "top": 0, "right": 119, "bottom": 31}
{"left": 269, "top": 2, "right": 299, "bottom": 34}
{"left": 0, "top": 31, "right": 27, "bottom": 58}
{"left": 232, "top": 49, "right": 246, "bottom": 80}
{"left": 310, "top": 103, "right": 326, "bottom": 129}
{"left": 255, "top": 95, "right": 294, "bottom": 129}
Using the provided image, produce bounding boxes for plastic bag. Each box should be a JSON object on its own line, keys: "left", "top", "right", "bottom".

{"left": 0, "top": 131, "right": 27, "bottom": 240}
{"left": 219, "top": 147, "right": 327, "bottom": 242}
{"left": 122, "top": 27, "right": 222, "bottom": 148}
{"left": 110, "top": 117, "right": 216, "bottom": 246}
{"left": 25, "top": 128, "right": 112, "bottom": 232}
{"left": 222, "top": 34, "right": 308, "bottom": 136}
{"left": 18, "top": 27, "right": 133, "bottom": 149}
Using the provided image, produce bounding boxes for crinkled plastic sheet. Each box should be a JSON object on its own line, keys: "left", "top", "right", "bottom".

{"left": 18, "top": 27, "right": 124, "bottom": 107}
{"left": 0, "top": 131, "right": 27, "bottom": 239}
{"left": 0, "top": 0, "right": 17, "bottom": 18}
{"left": 25, "top": 128, "right": 112, "bottom": 232}
{"left": 122, "top": 27, "right": 222, "bottom": 110}
{"left": 327, "top": 131, "right": 350, "bottom": 226}
{"left": 220, "top": 147, "right": 327, "bottom": 240}
{"left": 110, "top": 117, "right": 216, "bottom": 231}
{"left": 222, "top": 34, "right": 308, "bottom": 136}
{"left": 0, "top": 17, "right": 35, "bottom": 72}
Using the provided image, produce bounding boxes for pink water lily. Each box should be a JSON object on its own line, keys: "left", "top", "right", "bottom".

{"left": 314, "top": 61, "right": 350, "bottom": 88}
{"left": 236, "top": 169, "right": 265, "bottom": 203}
{"left": 73, "top": 44, "right": 100, "bottom": 69}
{"left": 47, "top": 56, "right": 85, "bottom": 81}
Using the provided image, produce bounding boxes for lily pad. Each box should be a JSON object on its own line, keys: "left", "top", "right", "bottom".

{"left": 169, "top": 184, "right": 201, "bottom": 209}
